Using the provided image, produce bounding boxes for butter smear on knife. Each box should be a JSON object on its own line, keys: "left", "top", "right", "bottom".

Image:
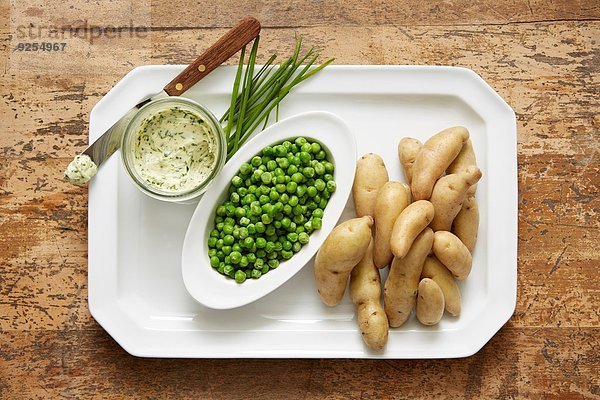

{"left": 64, "top": 154, "right": 98, "bottom": 185}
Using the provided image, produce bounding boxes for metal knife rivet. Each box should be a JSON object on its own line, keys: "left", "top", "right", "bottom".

{"left": 175, "top": 83, "right": 183, "bottom": 91}
{"left": 198, "top": 64, "right": 206, "bottom": 72}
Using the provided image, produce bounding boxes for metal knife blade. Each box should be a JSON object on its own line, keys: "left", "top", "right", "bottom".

{"left": 82, "top": 93, "right": 163, "bottom": 166}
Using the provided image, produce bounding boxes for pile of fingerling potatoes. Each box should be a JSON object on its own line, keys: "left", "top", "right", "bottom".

{"left": 313, "top": 126, "right": 481, "bottom": 350}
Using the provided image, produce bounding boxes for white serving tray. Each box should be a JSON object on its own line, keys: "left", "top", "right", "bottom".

{"left": 88, "top": 65, "right": 517, "bottom": 358}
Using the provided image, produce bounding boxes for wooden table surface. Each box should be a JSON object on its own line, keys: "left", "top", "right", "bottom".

{"left": 1, "top": 1, "right": 598, "bottom": 398}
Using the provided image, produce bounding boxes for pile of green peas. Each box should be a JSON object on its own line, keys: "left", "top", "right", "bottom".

{"left": 207, "top": 137, "right": 336, "bottom": 283}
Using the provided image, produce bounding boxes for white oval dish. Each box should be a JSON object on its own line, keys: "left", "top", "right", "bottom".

{"left": 181, "top": 111, "right": 357, "bottom": 309}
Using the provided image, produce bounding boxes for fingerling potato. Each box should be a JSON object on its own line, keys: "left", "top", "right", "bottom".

{"left": 390, "top": 200, "right": 434, "bottom": 258}
{"left": 353, "top": 153, "right": 389, "bottom": 217}
{"left": 451, "top": 194, "right": 479, "bottom": 252}
{"left": 432, "top": 231, "right": 472, "bottom": 280}
{"left": 384, "top": 228, "right": 434, "bottom": 327}
{"left": 429, "top": 166, "right": 482, "bottom": 232}
{"left": 411, "top": 126, "right": 469, "bottom": 200}
{"left": 422, "top": 255, "right": 461, "bottom": 316}
{"left": 398, "top": 137, "right": 423, "bottom": 184}
{"left": 416, "top": 278, "right": 445, "bottom": 325}
{"left": 447, "top": 138, "right": 478, "bottom": 195}
{"left": 314, "top": 216, "right": 374, "bottom": 306}
{"left": 373, "top": 182, "right": 411, "bottom": 268}
{"left": 350, "top": 240, "right": 389, "bottom": 350}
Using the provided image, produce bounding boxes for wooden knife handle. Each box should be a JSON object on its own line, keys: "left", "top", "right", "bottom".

{"left": 163, "top": 17, "right": 261, "bottom": 96}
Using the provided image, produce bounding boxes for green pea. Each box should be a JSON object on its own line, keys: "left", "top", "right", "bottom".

{"left": 261, "top": 214, "right": 272, "bottom": 224}
{"left": 292, "top": 242, "right": 302, "bottom": 253}
{"left": 282, "top": 140, "right": 292, "bottom": 151}
{"left": 215, "top": 239, "right": 224, "bottom": 249}
{"left": 315, "top": 179, "right": 326, "bottom": 191}
{"left": 230, "top": 192, "right": 240, "bottom": 204}
{"left": 255, "top": 222, "right": 266, "bottom": 233}
{"left": 306, "top": 186, "right": 318, "bottom": 197}
{"left": 280, "top": 193, "right": 290, "bottom": 204}
{"left": 324, "top": 173, "right": 333, "bottom": 182}
{"left": 234, "top": 270, "right": 246, "bottom": 283}
{"left": 291, "top": 172, "right": 303, "bottom": 183}
{"left": 303, "top": 167, "right": 315, "bottom": 179}
{"left": 275, "top": 175, "right": 285, "bottom": 184}
{"left": 293, "top": 214, "right": 305, "bottom": 224}
{"left": 289, "top": 156, "right": 300, "bottom": 166}
{"left": 265, "top": 241, "right": 276, "bottom": 253}
{"left": 285, "top": 181, "right": 297, "bottom": 193}
{"left": 315, "top": 150, "right": 326, "bottom": 160}
{"left": 260, "top": 172, "right": 272, "bottom": 184}
{"left": 278, "top": 157, "right": 289, "bottom": 169}
{"left": 327, "top": 181, "right": 336, "bottom": 193}
{"left": 224, "top": 264, "right": 235, "bottom": 276}
{"left": 298, "top": 231, "right": 309, "bottom": 245}
{"left": 251, "top": 269, "right": 262, "bottom": 279}
{"left": 250, "top": 201, "right": 262, "bottom": 215}
{"left": 296, "top": 185, "right": 307, "bottom": 197}
{"left": 313, "top": 162, "right": 325, "bottom": 176}
{"left": 247, "top": 253, "right": 256, "bottom": 264}
{"left": 239, "top": 227, "right": 249, "bottom": 239}
{"left": 283, "top": 240, "right": 293, "bottom": 251}
{"left": 287, "top": 165, "right": 298, "bottom": 175}
{"left": 287, "top": 232, "right": 298, "bottom": 243}
{"left": 210, "top": 229, "right": 220, "bottom": 238}
{"left": 239, "top": 256, "right": 249, "bottom": 267}
{"left": 322, "top": 189, "right": 331, "bottom": 200}
{"left": 261, "top": 264, "right": 270, "bottom": 274}
{"left": 288, "top": 195, "right": 299, "bottom": 207}
{"left": 222, "top": 246, "right": 232, "bottom": 255}
{"left": 233, "top": 207, "right": 245, "bottom": 218}
{"left": 251, "top": 169, "right": 262, "bottom": 182}
{"left": 256, "top": 249, "right": 266, "bottom": 258}
{"left": 216, "top": 205, "right": 227, "bottom": 216}
{"left": 319, "top": 199, "right": 328, "bottom": 209}
{"left": 248, "top": 185, "right": 257, "bottom": 194}
{"left": 231, "top": 175, "right": 243, "bottom": 187}
{"left": 210, "top": 256, "right": 220, "bottom": 267}
{"left": 250, "top": 156, "right": 261, "bottom": 167}
{"left": 295, "top": 137, "right": 307, "bottom": 146}
{"left": 310, "top": 142, "right": 321, "bottom": 154}
{"left": 259, "top": 195, "right": 270, "bottom": 205}
{"left": 283, "top": 204, "right": 292, "bottom": 215}
{"left": 273, "top": 242, "right": 283, "bottom": 252}
{"left": 268, "top": 190, "right": 279, "bottom": 202}
{"left": 299, "top": 152, "right": 311, "bottom": 165}
{"left": 281, "top": 250, "right": 294, "bottom": 260}
{"left": 289, "top": 222, "right": 297, "bottom": 231}
{"left": 313, "top": 208, "right": 324, "bottom": 219}
{"left": 240, "top": 162, "right": 253, "bottom": 176}
{"left": 207, "top": 237, "right": 217, "bottom": 248}
{"left": 262, "top": 146, "right": 274, "bottom": 156}
{"left": 281, "top": 217, "right": 291, "bottom": 229}
{"left": 311, "top": 218, "right": 323, "bottom": 230}
{"left": 229, "top": 251, "right": 241, "bottom": 264}
{"left": 264, "top": 160, "right": 277, "bottom": 171}
{"left": 267, "top": 251, "right": 278, "bottom": 260}
{"left": 274, "top": 145, "right": 286, "bottom": 157}
{"left": 324, "top": 161, "right": 334, "bottom": 173}
{"left": 222, "top": 234, "right": 234, "bottom": 245}
{"left": 208, "top": 248, "right": 217, "bottom": 257}
{"left": 300, "top": 143, "right": 311, "bottom": 153}
{"left": 304, "top": 221, "right": 313, "bottom": 233}
{"left": 273, "top": 202, "right": 283, "bottom": 213}
{"left": 265, "top": 225, "right": 276, "bottom": 236}
{"left": 255, "top": 258, "right": 265, "bottom": 268}
{"left": 256, "top": 237, "right": 267, "bottom": 249}
{"left": 216, "top": 222, "right": 225, "bottom": 232}
{"left": 239, "top": 217, "right": 250, "bottom": 226}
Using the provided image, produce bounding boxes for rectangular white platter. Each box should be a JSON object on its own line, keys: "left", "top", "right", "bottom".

{"left": 88, "top": 66, "right": 518, "bottom": 358}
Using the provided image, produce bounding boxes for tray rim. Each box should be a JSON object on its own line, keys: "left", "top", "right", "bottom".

{"left": 88, "top": 64, "right": 518, "bottom": 359}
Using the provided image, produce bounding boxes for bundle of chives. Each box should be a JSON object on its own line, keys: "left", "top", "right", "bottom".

{"left": 221, "top": 36, "right": 334, "bottom": 160}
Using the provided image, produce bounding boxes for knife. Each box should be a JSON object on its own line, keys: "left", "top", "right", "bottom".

{"left": 81, "top": 17, "right": 261, "bottom": 167}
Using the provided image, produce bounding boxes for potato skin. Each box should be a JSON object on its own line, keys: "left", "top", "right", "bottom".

{"left": 411, "top": 126, "right": 469, "bottom": 201}
{"left": 451, "top": 194, "right": 479, "bottom": 252}
{"left": 352, "top": 153, "right": 389, "bottom": 218}
{"left": 398, "top": 137, "right": 423, "bottom": 184}
{"left": 384, "top": 228, "right": 434, "bottom": 327}
{"left": 314, "top": 216, "right": 374, "bottom": 306}
{"left": 350, "top": 240, "right": 389, "bottom": 350}
{"left": 447, "top": 138, "right": 478, "bottom": 195}
{"left": 373, "top": 182, "right": 411, "bottom": 268}
{"left": 432, "top": 231, "right": 472, "bottom": 280}
{"left": 421, "top": 255, "right": 461, "bottom": 316}
{"left": 429, "top": 166, "right": 482, "bottom": 232}
{"left": 390, "top": 200, "right": 435, "bottom": 259}
{"left": 416, "top": 278, "right": 445, "bottom": 326}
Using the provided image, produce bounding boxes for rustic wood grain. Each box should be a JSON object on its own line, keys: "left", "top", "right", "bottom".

{"left": 1, "top": 0, "right": 598, "bottom": 398}
{"left": 0, "top": 326, "right": 598, "bottom": 398}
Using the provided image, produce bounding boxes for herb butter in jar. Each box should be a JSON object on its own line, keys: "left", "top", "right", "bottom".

{"left": 121, "top": 97, "right": 226, "bottom": 202}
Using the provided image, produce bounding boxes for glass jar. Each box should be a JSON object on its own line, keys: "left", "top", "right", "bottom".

{"left": 121, "top": 97, "right": 226, "bottom": 203}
